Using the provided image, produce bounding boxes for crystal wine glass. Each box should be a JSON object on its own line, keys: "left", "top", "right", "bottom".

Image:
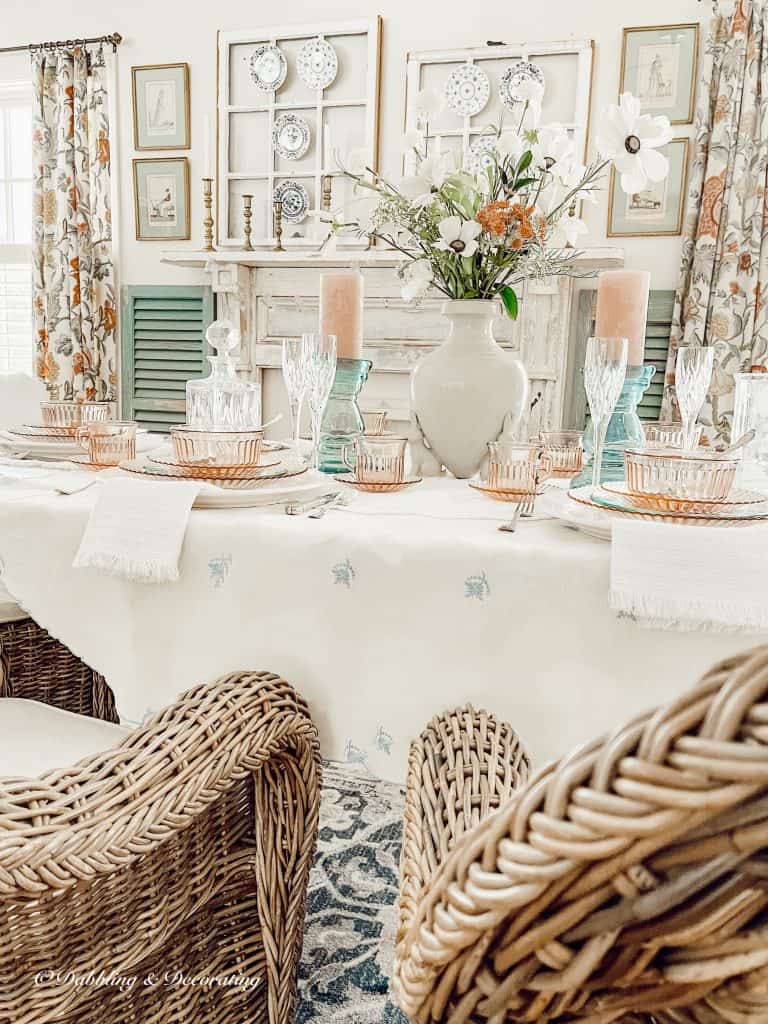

{"left": 304, "top": 333, "right": 337, "bottom": 471}
{"left": 675, "top": 346, "right": 715, "bottom": 451}
{"left": 584, "top": 336, "right": 628, "bottom": 490}
{"left": 281, "top": 337, "right": 308, "bottom": 454}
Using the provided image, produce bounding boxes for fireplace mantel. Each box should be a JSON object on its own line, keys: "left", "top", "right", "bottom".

{"left": 161, "top": 246, "right": 624, "bottom": 435}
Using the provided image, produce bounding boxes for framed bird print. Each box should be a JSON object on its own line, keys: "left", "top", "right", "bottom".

{"left": 132, "top": 63, "right": 191, "bottom": 150}
{"left": 620, "top": 25, "right": 699, "bottom": 125}
{"left": 133, "top": 158, "right": 190, "bottom": 241}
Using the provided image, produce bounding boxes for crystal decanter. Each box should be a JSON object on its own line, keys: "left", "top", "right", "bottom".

{"left": 186, "top": 319, "right": 260, "bottom": 429}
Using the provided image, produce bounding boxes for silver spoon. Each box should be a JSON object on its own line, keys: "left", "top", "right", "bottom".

{"left": 715, "top": 429, "right": 755, "bottom": 456}
{"left": 498, "top": 500, "right": 525, "bottom": 533}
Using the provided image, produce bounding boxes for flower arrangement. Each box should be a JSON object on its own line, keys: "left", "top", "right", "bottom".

{"left": 335, "top": 88, "right": 672, "bottom": 318}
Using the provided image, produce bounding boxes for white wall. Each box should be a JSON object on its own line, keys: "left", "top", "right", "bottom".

{"left": 3, "top": 0, "right": 709, "bottom": 292}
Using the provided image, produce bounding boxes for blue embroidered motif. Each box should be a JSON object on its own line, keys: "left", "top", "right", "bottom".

{"left": 208, "top": 554, "right": 232, "bottom": 588}
{"left": 374, "top": 726, "right": 393, "bottom": 755}
{"left": 464, "top": 570, "right": 490, "bottom": 601}
{"left": 344, "top": 739, "right": 368, "bottom": 766}
{"left": 332, "top": 559, "right": 356, "bottom": 589}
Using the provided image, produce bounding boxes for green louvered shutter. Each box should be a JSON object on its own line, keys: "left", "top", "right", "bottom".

{"left": 565, "top": 288, "right": 676, "bottom": 429}
{"left": 638, "top": 289, "right": 675, "bottom": 422}
{"left": 120, "top": 285, "right": 213, "bottom": 432}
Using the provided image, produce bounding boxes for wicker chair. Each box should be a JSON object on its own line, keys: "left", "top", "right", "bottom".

{"left": 0, "top": 668, "right": 321, "bottom": 1024}
{"left": 394, "top": 646, "right": 768, "bottom": 1024}
{"left": 0, "top": 616, "right": 118, "bottom": 722}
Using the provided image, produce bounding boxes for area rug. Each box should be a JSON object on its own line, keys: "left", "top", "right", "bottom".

{"left": 297, "top": 760, "right": 409, "bottom": 1023}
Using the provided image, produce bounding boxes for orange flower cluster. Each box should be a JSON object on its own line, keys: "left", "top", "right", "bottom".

{"left": 476, "top": 200, "right": 516, "bottom": 237}
{"left": 476, "top": 200, "right": 543, "bottom": 250}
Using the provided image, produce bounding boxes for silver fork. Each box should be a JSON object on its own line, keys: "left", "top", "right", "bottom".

{"left": 498, "top": 499, "right": 525, "bottom": 533}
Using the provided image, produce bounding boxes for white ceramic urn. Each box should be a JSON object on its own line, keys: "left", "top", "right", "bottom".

{"left": 411, "top": 299, "right": 529, "bottom": 478}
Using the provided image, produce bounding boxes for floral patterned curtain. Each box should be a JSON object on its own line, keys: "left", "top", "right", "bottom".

{"left": 662, "top": 0, "right": 768, "bottom": 443}
{"left": 32, "top": 45, "right": 116, "bottom": 401}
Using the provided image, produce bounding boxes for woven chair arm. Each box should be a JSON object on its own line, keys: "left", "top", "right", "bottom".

{"left": 0, "top": 670, "right": 320, "bottom": 899}
{"left": 396, "top": 705, "right": 530, "bottom": 957}
{"left": 393, "top": 647, "right": 768, "bottom": 1024}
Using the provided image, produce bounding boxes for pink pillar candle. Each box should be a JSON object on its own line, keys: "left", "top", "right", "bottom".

{"left": 319, "top": 270, "right": 364, "bottom": 360}
{"left": 594, "top": 270, "right": 651, "bottom": 367}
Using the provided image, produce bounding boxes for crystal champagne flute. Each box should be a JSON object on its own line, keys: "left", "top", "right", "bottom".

{"left": 675, "top": 346, "right": 715, "bottom": 451}
{"left": 281, "top": 337, "right": 308, "bottom": 454}
{"left": 304, "top": 333, "right": 337, "bottom": 471}
{"left": 584, "top": 336, "right": 628, "bottom": 490}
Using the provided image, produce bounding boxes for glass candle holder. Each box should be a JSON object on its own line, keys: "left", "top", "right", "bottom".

{"left": 573, "top": 362, "right": 654, "bottom": 488}
{"left": 318, "top": 357, "right": 372, "bottom": 474}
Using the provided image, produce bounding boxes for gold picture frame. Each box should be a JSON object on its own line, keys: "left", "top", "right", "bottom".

{"left": 620, "top": 24, "right": 699, "bottom": 125}
{"left": 607, "top": 137, "right": 690, "bottom": 238}
{"left": 131, "top": 63, "right": 190, "bottom": 151}
{"left": 133, "top": 157, "right": 191, "bottom": 241}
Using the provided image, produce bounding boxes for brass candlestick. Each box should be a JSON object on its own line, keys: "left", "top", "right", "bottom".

{"left": 321, "top": 174, "right": 333, "bottom": 213}
{"left": 202, "top": 177, "right": 214, "bottom": 252}
{"left": 273, "top": 200, "right": 284, "bottom": 252}
{"left": 242, "top": 193, "right": 254, "bottom": 251}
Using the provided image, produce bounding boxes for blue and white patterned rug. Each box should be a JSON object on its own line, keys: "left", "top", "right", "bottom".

{"left": 297, "top": 761, "right": 409, "bottom": 1023}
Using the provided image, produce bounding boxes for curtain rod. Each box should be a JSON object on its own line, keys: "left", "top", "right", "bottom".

{"left": 0, "top": 32, "right": 122, "bottom": 55}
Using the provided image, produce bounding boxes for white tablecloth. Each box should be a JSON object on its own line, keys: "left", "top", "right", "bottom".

{"left": 0, "top": 476, "right": 765, "bottom": 782}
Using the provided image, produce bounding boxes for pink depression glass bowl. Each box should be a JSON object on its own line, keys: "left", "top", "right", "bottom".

{"left": 625, "top": 447, "right": 739, "bottom": 502}
{"left": 171, "top": 426, "right": 264, "bottom": 467}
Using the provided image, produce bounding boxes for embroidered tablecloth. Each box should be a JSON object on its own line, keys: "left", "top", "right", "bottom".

{"left": 0, "top": 476, "right": 764, "bottom": 780}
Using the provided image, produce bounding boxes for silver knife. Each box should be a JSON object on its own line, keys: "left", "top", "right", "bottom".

{"left": 285, "top": 491, "right": 341, "bottom": 516}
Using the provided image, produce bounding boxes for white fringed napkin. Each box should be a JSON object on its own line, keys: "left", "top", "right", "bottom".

{"left": 609, "top": 518, "right": 768, "bottom": 633}
{"left": 73, "top": 477, "right": 200, "bottom": 583}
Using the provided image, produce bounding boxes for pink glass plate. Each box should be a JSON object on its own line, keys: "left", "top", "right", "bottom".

{"left": 67, "top": 455, "right": 119, "bottom": 471}
{"left": 334, "top": 473, "right": 421, "bottom": 493}
{"left": 120, "top": 459, "right": 307, "bottom": 484}
{"left": 148, "top": 453, "right": 279, "bottom": 479}
{"left": 469, "top": 480, "right": 535, "bottom": 504}
{"left": 9, "top": 426, "right": 76, "bottom": 441}
{"left": 568, "top": 485, "right": 768, "bottom": 526}
{"left": 603, "top": 482, "right": 768, "bottom": 515}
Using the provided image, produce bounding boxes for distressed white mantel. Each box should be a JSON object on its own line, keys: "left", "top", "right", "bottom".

{"left": 161, "top": 247, "right": 624, "bottom": 434}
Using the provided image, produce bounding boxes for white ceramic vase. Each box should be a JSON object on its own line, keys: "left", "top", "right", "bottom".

{"left": 411, "top": 299, "right": 529, "bottom": 478}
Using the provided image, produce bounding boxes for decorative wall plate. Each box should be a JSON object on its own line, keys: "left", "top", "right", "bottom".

{"left": 445, "top": 64, "right": 490, "bottom": 117}
{"left": 465, "top": 136, "right": 499, "bottom": 176}
{"left": 249, "top": 44, "right": 288, "bottom": 92}
{"left": 273, "top": 180, "right": 310, "bottom": 222}
{"left": 272, "top": 114, "right": 311, "bottom": 160}
{"left": 297, "top": 37, "right": 338, "bottom": 90}
{"left": 499, "top": 61, "right": 545, "bottom": 109}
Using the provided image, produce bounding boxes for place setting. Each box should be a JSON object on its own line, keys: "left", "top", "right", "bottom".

{"left": 565, "top": 337, "right": 768, "bottom": 533}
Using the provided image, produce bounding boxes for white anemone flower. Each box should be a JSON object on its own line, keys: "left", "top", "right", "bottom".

{"left": 398, "top": 152, "right": 450, "bottom": 207}
{"left": 496, "top": 130, "right": 527, "bottom": 164}
{"left": 534, "top": 124, "right": 576, "bottom": 177}
{"left": 401, "top": 259, "right": 433, "bottom": 302}
{"left": 597, "top": 92, "right": 673, "bottom": 194}
{"left": 550, "top": 214, "right": 588, "bottom": 248}
{"left": 516, "top": 78, "right": 545, "bottom": 127}
{"left": 433, "top": 216, "right": 482, "bottom": 258}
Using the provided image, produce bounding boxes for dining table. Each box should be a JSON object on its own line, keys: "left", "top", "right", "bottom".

{"left": 0, "top": 467, "right": 766, "bottom": 782}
